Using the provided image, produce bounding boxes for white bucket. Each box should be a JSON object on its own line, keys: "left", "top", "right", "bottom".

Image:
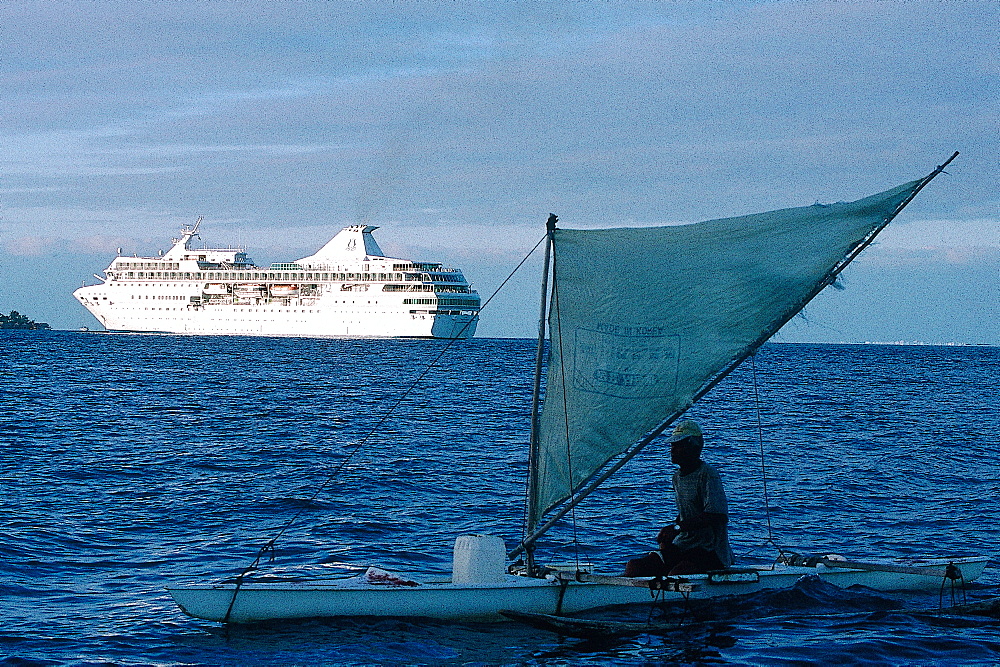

{"left": 452, "top": 534, "right": 507, "bottom": 584}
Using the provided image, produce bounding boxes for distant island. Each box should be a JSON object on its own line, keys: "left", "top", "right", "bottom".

{"left": 0, "top": 310, "right": 51, "bottom": 330}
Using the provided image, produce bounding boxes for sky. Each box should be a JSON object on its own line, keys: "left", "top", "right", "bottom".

{"left": 0, "top": 1, "right": 997, "bottom": 342}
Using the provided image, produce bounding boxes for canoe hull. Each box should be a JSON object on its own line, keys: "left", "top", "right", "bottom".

{"left": 167, "top": 556, "right": 989, "bottom": 623}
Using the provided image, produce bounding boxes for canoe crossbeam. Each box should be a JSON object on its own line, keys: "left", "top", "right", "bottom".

{"left": 552, "top": 570, "right": 700, "bottom": 593}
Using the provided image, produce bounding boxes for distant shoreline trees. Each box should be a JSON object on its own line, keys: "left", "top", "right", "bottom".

{"left": 0, "top": 311, "right": 51, "bottom": 330}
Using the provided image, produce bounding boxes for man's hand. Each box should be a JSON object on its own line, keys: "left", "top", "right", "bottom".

{"left": 656, "top": 524, "right": 679, "bottom": 547}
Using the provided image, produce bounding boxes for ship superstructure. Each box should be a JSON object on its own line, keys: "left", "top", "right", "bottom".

{"left": 74, "top": 219, "right": 480, "bottom": 338}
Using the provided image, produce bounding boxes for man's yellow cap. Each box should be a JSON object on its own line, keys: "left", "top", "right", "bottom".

{"left": 669, "top": 419, "right": 703, "bottom": 442}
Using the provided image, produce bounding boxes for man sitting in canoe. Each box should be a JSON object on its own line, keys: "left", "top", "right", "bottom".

{"left": 625, "top": 419, "right": 735, "bottom": 576}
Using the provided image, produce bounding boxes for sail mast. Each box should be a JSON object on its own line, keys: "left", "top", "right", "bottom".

{"left": 510, "top": 154, "right": 957, "bottom": 559}
{"left": 524, "top": 214, "right": 557, "bottom": 564}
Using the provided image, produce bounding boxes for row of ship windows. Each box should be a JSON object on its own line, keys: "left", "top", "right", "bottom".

{"left": 402, "top": 298, "right": 480, "bottom": 307}
{"left": 109, "top": 284, "right": 472, "bottom": 295}
{"left": 111, "top": 271, "right": 464, "bottom": 283}
{"left": 98, "top": 293, "right": 481, "bottom": 309}
{"left": 116, "top": 262, "right": 181, "bottom": 270}
{"left": 138, "top": 308, "right": 320, "bottom": 313}
{"left": 130, "top": 308, "right": 474, "bottom": 316}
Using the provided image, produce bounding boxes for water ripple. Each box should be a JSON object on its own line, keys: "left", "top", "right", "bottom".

{"left": 2, "top": 333, "right": 998, "bottom": 664}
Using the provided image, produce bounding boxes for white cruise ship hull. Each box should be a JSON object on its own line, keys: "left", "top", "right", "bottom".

{"left": 92, "top": 301, "right": 477, "bottom": 338}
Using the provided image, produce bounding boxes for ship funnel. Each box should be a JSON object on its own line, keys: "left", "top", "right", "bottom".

{"left": 296, "top": 225, "right": 385, "bottom": 267}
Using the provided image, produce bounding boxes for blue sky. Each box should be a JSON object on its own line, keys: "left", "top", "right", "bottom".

{"left": 1, "top": 1, "right": 997, "bottom": 341}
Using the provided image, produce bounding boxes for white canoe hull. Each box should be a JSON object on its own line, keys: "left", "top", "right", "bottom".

{"left": 167, "top": 556, "right": 989, "bottom": 623}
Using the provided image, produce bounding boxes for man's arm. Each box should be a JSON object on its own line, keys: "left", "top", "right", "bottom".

{"left": 678, "top": 511, "right": 727, "bottom": 532}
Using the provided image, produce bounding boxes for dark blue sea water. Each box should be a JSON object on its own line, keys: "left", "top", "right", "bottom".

{"left": 2, "top": 332, "right": 998, "bottom": 666}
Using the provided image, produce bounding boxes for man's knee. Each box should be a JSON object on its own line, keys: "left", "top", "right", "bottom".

{"left": 625, "top": 552, "right": 668, "bottom": 577}
{"left": 668, "top": 549, "right": 724, "bottom": 575}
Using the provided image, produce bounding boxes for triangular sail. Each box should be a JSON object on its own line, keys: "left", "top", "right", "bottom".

{"left": 529, "top": 179, "right": 925, "bottom": 523}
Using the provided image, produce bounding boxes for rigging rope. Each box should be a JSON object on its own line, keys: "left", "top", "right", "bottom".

{"left": 220, "top": 233, "right": 549, "bottom": 621}
{"left": 750, "top": 352, "right": 778, "bottom": 551}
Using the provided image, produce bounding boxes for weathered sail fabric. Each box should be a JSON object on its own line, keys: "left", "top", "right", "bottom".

{"left": 532, "top": 180, "right": 923, "bottom": 520}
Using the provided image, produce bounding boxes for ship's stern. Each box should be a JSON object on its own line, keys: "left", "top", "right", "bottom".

{"left": 430, "top": 312, "right": 479, "bottom": 339}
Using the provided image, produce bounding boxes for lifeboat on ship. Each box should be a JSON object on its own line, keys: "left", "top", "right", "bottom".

{"left": 233, "top": 283, "right": 266, "bottom": 297}
{"left": 203, "top": 283, "right": 229, "bottom": 295}
{"left": 270, "top": 284, "right": 300, "bottom": 297}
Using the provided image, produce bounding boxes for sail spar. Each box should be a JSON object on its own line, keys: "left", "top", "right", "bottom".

{"left": 527, "top": 177, "right": 932, "bottom": 529}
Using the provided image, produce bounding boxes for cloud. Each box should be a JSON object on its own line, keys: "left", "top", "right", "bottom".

{"left": 5, "top": 2, "right": 996, "bottom": 220}
{"left": 873, "top": 217, "right": 1000, "bottom": 253}
{"left": 0, "top": 206, "right": 196, "bottom": 251}
{"left": 0, "top": 232, "right": 156, "bottom": 257}
{"left": 2, "top": 235, "right": 58, "bottom": 257}
{"left": 0, "top": 1, "right": 997, "bottom": 340}
{"left": 864, "top": 244, "right": 1000, "bottom": 268}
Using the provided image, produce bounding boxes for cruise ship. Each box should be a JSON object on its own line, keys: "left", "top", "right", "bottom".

{"left": 74, "top": 219, "right": 480, "bottom": 338}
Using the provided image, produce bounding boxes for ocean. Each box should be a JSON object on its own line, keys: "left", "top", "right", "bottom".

{"left": 2, "top": 332, "right": 998, "bottom": 665}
